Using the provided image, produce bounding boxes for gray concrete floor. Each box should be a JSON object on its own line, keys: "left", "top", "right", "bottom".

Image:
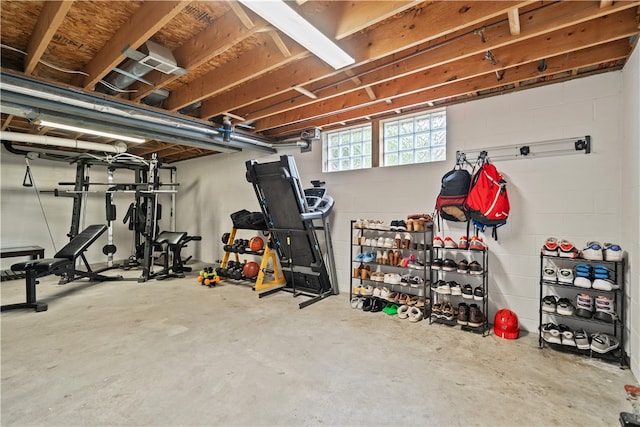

{"left": 1, "top": 265, "right": 637, "bottom": 426}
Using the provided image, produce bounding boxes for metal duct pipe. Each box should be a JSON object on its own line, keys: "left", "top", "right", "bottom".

{"left": 97, "top": 59, "right": 153, "bottom": 96}
{"left": 0, "top": 131, "right": 128, "bottom": 154}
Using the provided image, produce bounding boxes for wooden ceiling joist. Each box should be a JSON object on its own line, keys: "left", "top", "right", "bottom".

{"left": 24, "top": 1, "right": 74, "bottom": 75}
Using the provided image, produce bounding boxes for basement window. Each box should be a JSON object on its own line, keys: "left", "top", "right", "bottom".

{"left": 381, "top": 109, "right": 447, "bottom": 167}
{"left": 322, "top": 124, "right": 372, "bottom": 172}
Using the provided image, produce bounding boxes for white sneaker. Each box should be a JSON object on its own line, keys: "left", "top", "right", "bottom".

{"left": 603, "top": 243, "right": 623, "bottom": 261}
{"left": 543, "top": 264, "right": 557, "bottom": 282}
{"left": 573, "top": 276, "right": 592, "bottom": 288}
{"left": 592, "top": 278, "right": 619, "bottom": 291}
{"left": 581, "top": 241, "right": 603, "bottom": 260}
{"left": 557, "top": 268, "right": 574, "bottom": 284}
{"left": 436, "top": 281, "right": 451, "bottom": 294}
{"left": 450, "top": 282, "right": 462, "bottom": 296}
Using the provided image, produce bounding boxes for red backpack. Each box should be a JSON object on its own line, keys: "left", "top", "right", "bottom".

{"left": 465, "top": 161, "right": 510, "bottom": 239}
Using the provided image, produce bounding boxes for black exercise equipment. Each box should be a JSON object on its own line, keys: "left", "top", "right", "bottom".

{"left": 149, "top": 231, "right": 201, "bottom": 281}
{"left": 245, "top": 155, "right": 337, "bottom": 308}
{"left": 2, "top": 224, "right": 123, "bottom": 313}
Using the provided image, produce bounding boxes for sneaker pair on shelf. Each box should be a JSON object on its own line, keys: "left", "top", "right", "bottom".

{"left": 542, "top": 264, "right": 573, "bottom": 284}
{"left": 582, "top": 241, "right": 624, "bottom": 261}
{"left": 542, "top": 295, "right": 576, "bottom": 316}
{"left": 542, "top": 238, "right": 579, "bottom": 258}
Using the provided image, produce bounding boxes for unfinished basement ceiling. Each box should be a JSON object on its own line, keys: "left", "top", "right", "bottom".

{"left": 1, "top": 1, "right": 639, "bottom": 163}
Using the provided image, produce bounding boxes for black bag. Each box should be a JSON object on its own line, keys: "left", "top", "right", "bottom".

{"left": 230, "top": 209, "right": 268, "bottom": 230}
{"left": 435, "top": 166, "right": 472, "bottom": 222}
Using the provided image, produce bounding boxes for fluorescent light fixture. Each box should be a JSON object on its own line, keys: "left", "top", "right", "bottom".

{"left": 37, "top": 120, "right": 146, "bottom": 143}
{"left": 239, "top": 0, "right": 355, "bottom": 70}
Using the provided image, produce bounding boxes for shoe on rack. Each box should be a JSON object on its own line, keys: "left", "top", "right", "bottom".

{"left": 594, "top": 295, "right": 615, "bottom": 323}
{"left": 441, "top": 302, "right": 457, "bottom": 321}
{"left": 473, "top": 286, "right": 484, "bottom": 301}
{"left": 574, "top": 329, "right": 590, "bottom": 350}
{"left": 462, "top": 284, "right": 473, "bottom": 299}
{"left": 467, "top": 304, "right": 485, "bottom": 327}
{"left": 468, "top": 261, "right": 484, "bottom": 275}
{"left": 540, "top": 323, "right": 562, "bottom": 344}
{"left": 431, "top": 259, "right": 443, "bottom": 270}
{"left": 593, "top": 278, "right": 619, "bottom": 291}
{"left": 575, "top": 293, "right": 594, "bottom": 319}
{"left": 457, "top": 302, "right": 469, "bottom": 325}
{"left": 433, "top": 236, "right": 444, "bottom": 248}
{"left": 558, "top": 324, "right": 576, "bottom": 347}
{"left": 542, "top": 237, "right": 559, "bottom": 256}
{"left": 590, "top": 333, "right": 619, "bottom": 354}
{"left": 543, "top": 264, "right": 557, "bottom": 282}
{"left": 458, "top": 236, "right": 469, "bottom": 249}
{"left": 557, "top": 268, "right": 574, "bottom": 285}
{"left": 573, "top": 276, "right": 592, "bottom": 289}
{"left": 355, "top": 253, "right": 365, "bottom": 262}
{"left": 360, "top": 285, "right": 375, "bottom": 296}
{"left": 450, "top": 281, "right": 462, "bottom": 296}
{"left": 376, "top": 237, "right": 385, "bottom": 247}
{"left": 371, "top": 297, "right": 387, "bottom": 312}
{"left": 556, "top": 298, "right": 575, "bottom": 316}
{"left": 436, "top": 281, "right": 451, "bottom": 295}
{"left": 559, "top": 240, "right": 579, "bottom": 258}
{"left": 396, "top": 220, "right": 407, "bottom": 231}
{"left": 541, "top": 295, "right": 558, "bottom": 313}
{"left": 444, "top": 237, "right": 458, "bottom": 249}
{"left": 593, "top": 264, "right": 611, "bottom": 280}
{"left": 403, "top": 233, "right": 412, "bottom": 249}
{"left": 581, "top": 241, "right": 603, "bottom": 260}
{"left": 363, "top": 252, "right": 376, "bottom": 263}
{"left": 469, "top": 236, "right": 487, "bottom": 251}
{"left": 442, "top": 258, "right": 457, "bottom": 271}
{"left": 431, "top": 302, "right": 442, "bottom": 318}
{"left": 457, "top": 259, "right": 469, "bottom": 274}
{"left": 431, "top": 279, "right": 444, "bottom": 291}
{"left": 603, "top": 243, "right": 623, "bottom": 261}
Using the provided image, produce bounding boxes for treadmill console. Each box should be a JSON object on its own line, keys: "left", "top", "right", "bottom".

{"left": 304, "top": 187, "right": 327, "bottom": 210}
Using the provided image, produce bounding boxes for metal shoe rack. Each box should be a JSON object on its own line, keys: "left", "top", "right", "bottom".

{"left": 538, "top": 254, "right": 627, "bottom": 367}
{"left": 429, "top": 244, "right": 489, "bottom": 336}
{"left": 349, "top": 220, "right": 431, "bottom": 317}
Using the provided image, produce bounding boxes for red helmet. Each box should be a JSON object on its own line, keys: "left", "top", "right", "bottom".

{"left": 494, "top": 309, "right": 519, "bottom": 339}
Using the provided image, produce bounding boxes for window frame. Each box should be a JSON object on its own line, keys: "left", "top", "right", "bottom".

{"left": 322, "top": 123, "right": 373, "bottom": 173}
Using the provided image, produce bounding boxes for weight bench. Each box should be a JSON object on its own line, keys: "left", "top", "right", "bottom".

{"left": 2, "top": 224, "right": 121, "bottom": 313}
{"left": 151, "top": 231, "right": 201, "bottom": 281}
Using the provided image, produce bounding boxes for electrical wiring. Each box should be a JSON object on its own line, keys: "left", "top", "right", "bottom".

{"left": 0, "top": 43, "right": 138, "bottom": 93}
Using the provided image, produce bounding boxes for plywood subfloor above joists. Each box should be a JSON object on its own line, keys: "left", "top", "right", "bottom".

{"left": 0, "top": 0, "right": 638, "bottom": 163}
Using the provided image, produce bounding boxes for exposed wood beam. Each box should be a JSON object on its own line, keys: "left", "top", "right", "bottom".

{"left": 227, "top": 1, "right": 256, "bottom": 29}
{"left": 508, "top": 8, "right": 521, "bottom": 36}
{"left": 130, "top": 10, "right": 268, "bottom": 102}
{"left": 600, "top": 0, "right": 613, "bottom": 7}
{"left": 238, "top": 1, "right": 639, "bottom": 125}
{"left": 265, "top": 39, "right": 631, "bottom": 137}
{"left": 24, "top": 1, "right": 74, "bottom": 75}
{"left": 364, "top": 86, "right": 377, "bottom": 101}
{"left": 80, "top": 1, "right": 188, "bottom": 89}
{"left": 167, "top": 36, "right": 308, "bottom": 112}
{"left": 1, "top": 115, "right": 14, "bottom": 131}
{"left": 254, "top": 10, "right": 639, "bottom": 131}
{"left": 269, "top": 31, "right": 292, "bottom": 57}
{"left": 334, "top": 1, "right": 423, "bottom": 40}
{"left": 200, "top": 1, "right": 536, "bottom": 120}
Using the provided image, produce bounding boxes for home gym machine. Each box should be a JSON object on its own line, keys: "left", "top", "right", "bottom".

{"left": 245, "top": 155, "right": 338, "bottom": 308}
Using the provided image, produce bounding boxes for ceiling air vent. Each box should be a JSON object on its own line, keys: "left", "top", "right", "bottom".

{"left": 123, "top": 41, "right": 187, "bottom": 76}
{"left": 139, "top": 40, "right": 180, "bottom": 74}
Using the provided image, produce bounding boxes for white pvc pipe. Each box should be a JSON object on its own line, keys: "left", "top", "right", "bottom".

{"left": 0, "top": 131, "right": 127, "bottom": 154}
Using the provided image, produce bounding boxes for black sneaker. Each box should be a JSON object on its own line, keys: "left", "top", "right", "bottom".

{"left": 457, "top": 259, "right": 469, "bottom": 274}
{"left": 469, "top": 261, "right": 484, "bottom": 275}
{"left": 431, "top": 279, "right": 445, "bottom": 291}
{"left": 432, "top": 259, "right": 443, "bottom": 270}
{"left": 457, "top": 302, "right": 469, "bottom": 325}
{"left": 462, "top": 284, "right": 473, "bottom": 299}
{"left": 396, "top": 220, "right": 407, "bottom": 231}
{"left": 390, "top": 220, "right": 399, "bottom": 231}
{"left": 556, "top": 298, "right": 575, "bottom": 316}
{"left": 468, "top": 304, "right": 485, "bottom": 327}
{"left": 473, "top": 286, "right": 484, "bottom": 301}
{"left": 442, "top": 258, "right": 457, "bottom": 271}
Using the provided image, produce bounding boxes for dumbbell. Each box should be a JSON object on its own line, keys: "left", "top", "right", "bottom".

{"left": 221, "top": 233, "right": 231, "bottom": 244}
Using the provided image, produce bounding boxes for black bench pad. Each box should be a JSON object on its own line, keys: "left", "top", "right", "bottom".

{"left": 12, "top": 258, "right": 71, "bottom": 272}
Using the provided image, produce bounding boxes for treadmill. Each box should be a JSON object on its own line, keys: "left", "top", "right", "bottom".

{"left": 245, "top": 155, "right": 338, "bottom": 308}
